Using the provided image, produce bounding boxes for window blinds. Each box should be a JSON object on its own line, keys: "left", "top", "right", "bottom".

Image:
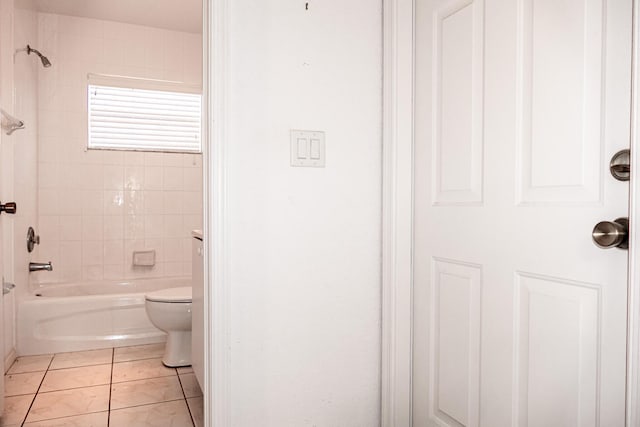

{"left": 87, "top": 76, "right": 202, "bottom": 153}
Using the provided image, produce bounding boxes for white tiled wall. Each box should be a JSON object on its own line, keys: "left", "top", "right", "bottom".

{"left": 33, "top": 13, "right": 203, "bottom": 285}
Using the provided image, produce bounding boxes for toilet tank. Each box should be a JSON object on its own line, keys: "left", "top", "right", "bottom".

{"left": 191, "top": 230, "right": 204, "bottom": 389}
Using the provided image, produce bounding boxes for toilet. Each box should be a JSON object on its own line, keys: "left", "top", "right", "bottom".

{"left": 144, "top": 287, "right": 193, "bottom": 367}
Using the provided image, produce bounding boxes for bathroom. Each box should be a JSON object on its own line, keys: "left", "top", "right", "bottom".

{"left": 1, "top": 0, "right": 639, "bottom": 426}
{"left": 0, "top": 0, "right": 205, "bottom": 425}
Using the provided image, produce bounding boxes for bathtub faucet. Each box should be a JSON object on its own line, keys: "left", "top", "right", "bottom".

{"left": 29, "top": 262, "right": 52, "bottom": 272}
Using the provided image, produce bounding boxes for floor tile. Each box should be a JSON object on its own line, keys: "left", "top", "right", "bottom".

{"left": 179, "top": 373, "right": 202, "bottom": 398}
{"left": 7, "top": 355, "right": 52, "bottom": 374}
{"left": 4, "top": 346, "right": 202, "bottom": 427}
{"left": 5, "top": 371, "right": 45, "bottom": 396}
{"left": 114, "top": 343, "right": 165, "bottom": 363}
{"left": 187, "top": 396, "right": 204, "bottom": 427}
{"left": 112, "top": 358, "right": 175, "bottom": 383}
{"left": 25, "top": 385, "right": 110, "bottom": 422}
{"left": 110, "top": 400, "right": 193, "bottom": 427}
{"left": 23, "top": 411, "right": 108, "bottom": 426}
{"left": 0, "top": 394, "right": 34, "bottom": 426}
{"left": 49, "top": 349, "right": 112, "bottom": 370}
{"left": 110, "top": 376, "right": 184, "bottom": 410}
{"left": 40, "top": 364, "right": 111, "bottom": 392}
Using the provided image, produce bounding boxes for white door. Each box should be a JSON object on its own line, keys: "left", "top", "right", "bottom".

{"left": 412, "top": 0, "right": 632, "bottom": 426}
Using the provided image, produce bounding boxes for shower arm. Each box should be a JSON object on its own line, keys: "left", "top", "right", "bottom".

{"left": 27, "top": 45, "right": 43, "bottom": 57}
{"left": 15, "top": 45, "right": 52, "bottom": 68}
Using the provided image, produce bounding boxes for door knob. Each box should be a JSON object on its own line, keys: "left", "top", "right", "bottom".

{"left": 0, "top": 202, "right": 16, "bottom": 214}
{"left": 592, "top": 217, "right": 628, "bottom": 249}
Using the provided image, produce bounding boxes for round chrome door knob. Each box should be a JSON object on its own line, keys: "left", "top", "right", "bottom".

{"left": 592, "top": 217, "right": 628, "bottom": 249}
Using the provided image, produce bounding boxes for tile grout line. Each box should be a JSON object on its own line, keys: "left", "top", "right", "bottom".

{"left": 47, "top": 361, "right": 114, "bottom": 371}
{"left": 176, "top": 370, "right": 197, "bottom": 427}
{"left": 20, "top": 354, "right": 54, "bottom": 426}
{"left": 110, "top": 397, "right": 186, "bottom": 412}
{"left": 108, "top": 348, "right": 114, "bottom": 427}
{"left": 111, "top": 372, "right": 177, "bottom": 385}
{"left": 30, "top": 381, "right": 112, "bottom": 395}
{"left": 21, "top": 409, "right": 108, "bottom": 425}
{"left": 113, "top": 354, "right": 166, "bottom": 364}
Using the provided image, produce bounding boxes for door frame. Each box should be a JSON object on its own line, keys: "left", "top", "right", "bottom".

{"left": 204, "top": 0, "right": 230, "bottom": 426}
{"left": 627, "top": 1, "right": 640, "bottom": 425}
{"left": 381, "top": 0, "right": 640, "bottom": 425}
{"left": 381, "top": 0, "right": 415, "bottom": 425}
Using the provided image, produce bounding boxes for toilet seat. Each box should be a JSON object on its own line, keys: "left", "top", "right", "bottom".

{"left": 145, "top": 286, "right": 192, "bottom": 303}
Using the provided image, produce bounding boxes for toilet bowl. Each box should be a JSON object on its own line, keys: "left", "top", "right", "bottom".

{"left": 144, "top": 286, "right": 192, "bottom": 367}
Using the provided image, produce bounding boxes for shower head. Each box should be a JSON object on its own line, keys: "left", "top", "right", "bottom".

{"left": 26, "top": 45, "right": 51, "bottom": 68}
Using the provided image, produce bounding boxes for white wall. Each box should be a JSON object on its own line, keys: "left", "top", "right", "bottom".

{"left": 224, "top": 1, "right": 382, "bottom": 425}
{"left": 0, "top": 0, "right": 19, "bottom": 370}
{"left": 33, "top": 13, "right": 203, "bottom": 285}
{"left": 13, "top": 4, "right": 38, "bottom": 295}
{"left": 0, "top": 0, "right": 16, "bottom": 289}
{"left": 0, "top": 0, "right": 42, "bottom": 369}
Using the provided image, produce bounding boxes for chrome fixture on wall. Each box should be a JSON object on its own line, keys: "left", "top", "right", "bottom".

{"left": 0, "top": 201, "right": 17, "bottom": 215}
{"left": 22, "top": 45, "right": 52, "bottom": 68}
{"left": 0, "top": 109, "right": 24, "bottom": 135}
{"left": 29, "top": 262, "right": 52, "bottom": 272}
{"left": 27, "top": 227, "right": 40, "bottom": 253}
{"left": 3, "top": 278, "right": 15, "bottom": 295}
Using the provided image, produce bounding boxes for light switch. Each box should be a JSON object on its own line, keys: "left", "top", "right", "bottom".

{"left": 290, "top": 130, "right": 325, "bottom": 167}
{"left": 310, "top": 139, "right": 321, "bottom": 159}
{"left": 297, "top": 138, "right": 308, "bottom": 159}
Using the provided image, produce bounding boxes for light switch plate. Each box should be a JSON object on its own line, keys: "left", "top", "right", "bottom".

{"left": 290, "top": 130, "right": 325, "bottom": 167}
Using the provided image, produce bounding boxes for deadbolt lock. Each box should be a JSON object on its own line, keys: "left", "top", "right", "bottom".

{"left": 610, "top": 149, "right": 631, "bottom": 181}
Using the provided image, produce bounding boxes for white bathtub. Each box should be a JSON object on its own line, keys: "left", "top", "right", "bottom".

{"left": 17, "top": 277, "right": 191, "bottom": 356}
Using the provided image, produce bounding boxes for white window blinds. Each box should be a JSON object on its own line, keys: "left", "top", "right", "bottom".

{"left": 87, "top": 75, "right": 202, "bottom": 153}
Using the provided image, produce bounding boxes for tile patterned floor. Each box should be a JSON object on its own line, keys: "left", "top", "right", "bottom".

{"left": 0, "top": 343, "right": 203, "bottom": 427}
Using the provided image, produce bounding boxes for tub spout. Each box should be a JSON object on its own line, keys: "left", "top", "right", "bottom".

{"left": 29, "top": 262, "right": 52, "bottom": 272}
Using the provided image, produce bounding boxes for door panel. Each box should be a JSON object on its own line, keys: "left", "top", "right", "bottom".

{"left": 517, "top": 0, "right": 604, "bottom": 203}
{"left": 430, "top": 259, "right": 482, "bottom": 427}
{"left": 432, "top": 0, "right": 484, "bottom": 205}
{"left": 413, "top": 0, "right": 632, "bottom": 426}
{"left": 513, "top": 273, "right": 599, "bottom": 426}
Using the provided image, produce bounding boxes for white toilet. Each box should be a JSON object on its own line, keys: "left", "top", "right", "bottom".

{"left": 144, "top": 287, "right": 193, "bottom": 367}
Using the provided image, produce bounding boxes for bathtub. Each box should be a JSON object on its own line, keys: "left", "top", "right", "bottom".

{"left": 17, "top": 277, "right": 191, "bottom": 356}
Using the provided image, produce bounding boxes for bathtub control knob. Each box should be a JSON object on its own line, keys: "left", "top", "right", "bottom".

{"left": 27, "top": 227, "right": 40, "bottom": 253}
{"left": 0, "top": 202, "right": 16, "bottom": 214}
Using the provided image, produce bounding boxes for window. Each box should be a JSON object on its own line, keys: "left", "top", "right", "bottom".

{"left": 87, "top": 74, "right": 202, "bottom": 153}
